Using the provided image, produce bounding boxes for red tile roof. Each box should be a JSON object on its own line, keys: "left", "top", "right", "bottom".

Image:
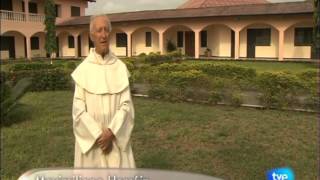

{"left": 178, "top": 0, "right": 269, "bottom": 9}
{"left": 57, "top": 1, "right": 312, "bottom": 27}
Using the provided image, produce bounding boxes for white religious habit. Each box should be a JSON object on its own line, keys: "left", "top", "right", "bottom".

{"left": 71, "top": 48, "right": 135, "bottom": 168}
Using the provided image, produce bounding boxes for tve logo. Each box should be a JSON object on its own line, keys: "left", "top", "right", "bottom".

{"left": 266, "top": 167, "right": 295, "bottom": 180}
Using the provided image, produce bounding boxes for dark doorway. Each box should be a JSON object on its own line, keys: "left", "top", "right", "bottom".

{"left": 0, "top": 36, "right": 15, "bottom": 59}
{"left": 185, "top": 31, "right": 195, "bottom": 57}
{"left": 77, "top": 35, "right": 81, "bottom": 57}
{"left": 247, "top": 29, "right": 256, "bottom": 58}
{"left": 1, "top": 0, "right": 13, "bottom": 11}
{"left": 56, "top": 37, "right": 59, "bottom": 57}
{"left": 24, "top": 37, "right": 27, "bottom": 58}
{"left": 231, "top": 30, "right": 235, "bottom": 58}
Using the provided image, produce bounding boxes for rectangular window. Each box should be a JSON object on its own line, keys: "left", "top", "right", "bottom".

{"left": 71, "top": 6, "right": 80, "bottom": 17}
{"left": 55, "top": 4, "right": 61, "bottom": 17}
{"left": 31, "top": 37, "right": 39, "bottom": 50}
{"left": 145, "top": 32, "right": 152, "bottom": 47}
{"left": 116, "top": 33, "right": 127, "bottom": 47}
{"left": 294, "top": 27, "right": 313, "bottom": 46}
{"left": 22, "top": 1, "right": 25, "bottom": 12}
{"left": 254, "top": 28, "right": 271, "bottom": 46}
{"left": 177, "top": 31, "right": 183, "bottom": 47}
{"left": 201, "top": 30, "right": 207, "bottom": 47}
{"left": 1, "top": 0, "right": 13, "bottom": 11}
{"left": 68, "top": 36, "right": 74, "bottom": 48}
{"left": 28, "top": 2, "right": 37, "bottom": 13}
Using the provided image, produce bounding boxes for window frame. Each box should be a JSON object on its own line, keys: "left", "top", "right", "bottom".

{"left": 294, "top": 27, "right": 313, "bottom": 46}
{"left": 116, "top": 33, "right": 127, "bottom": 48}
{"left": 145, "top": 32, "right": 152, "bottom": 47}
{"left": 28, "top": 2, "right": 38, "bottom": 14}
{"left": 200, "top": 30, "right": 207, "bottom": 47}
{"left": 71, "top": 6, "right": 80, "bottom": 17}
{"left": 31, "top": 36, "right": 39, "bottom": 50}
{"left": 55, "top": 4, "right": 61, "bottom": 17}
{"left": 177, "top": 31, "right": 184, "bottom": 48}
{"left": 68, "top": 36, "right": 75, "bottom": 48}
{"left": 253, "top": 28, "right": 271, "bottom": 46}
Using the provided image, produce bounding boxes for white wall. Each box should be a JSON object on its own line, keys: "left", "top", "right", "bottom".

{"left": 132, "top": 28, "right": 159, "bottom": 56}
{"left": 284, "top": 26, "right": 312, "bottom": 59}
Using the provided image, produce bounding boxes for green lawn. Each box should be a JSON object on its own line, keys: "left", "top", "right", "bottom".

{"left": 1, "top": 91, "right": 318, "bottom": 180}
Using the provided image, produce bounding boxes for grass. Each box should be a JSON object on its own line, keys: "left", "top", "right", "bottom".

{"left": 1, "top": 91, "right": 318, "bottom": 180}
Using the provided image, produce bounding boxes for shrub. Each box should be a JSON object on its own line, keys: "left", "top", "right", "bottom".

{"left": 9, "top": 63, "right": 63, "bottom": 71}
{"left": 256, "top": 72, "right": 304, "bottom": 108}
{"left": 167, "top": 70, "right": 208, "bottom": 88}
{"left": 138, "top": 53, "right": 147, "bottom": 57}
{"left": 64, "top": 61, "right": 77, "bottom": 70}
{"left": 1, "top": 74, "right": 31, "bottom": 120}
{"left": 229, "top": 93, "right": 243, "bottom": 107}
{"left": 31, "top": 69, "right": 72, "bottom": 91}
{"left": 0, "top": 71, "right": 11, "bottom": 104}
{"left": 208, "top": 91, "right": 223, "bottom": 104}
{"left": 166, "top": 40, "right": 176, "bottom": 52}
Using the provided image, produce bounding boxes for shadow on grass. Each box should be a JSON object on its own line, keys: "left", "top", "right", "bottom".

{"left": 2, "top": 103, "right": 33, "bottom": 127}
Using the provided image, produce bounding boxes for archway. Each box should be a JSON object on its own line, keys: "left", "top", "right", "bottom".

{"left": 239, "top": 23, "right": 279, "bottom": 59}
{"left": 1, "top": 31, "right": 26, "bottom": 59}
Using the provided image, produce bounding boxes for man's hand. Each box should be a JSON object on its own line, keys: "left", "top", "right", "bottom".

{"left": 97, "top": 128, "right": 114, "bottom": 154}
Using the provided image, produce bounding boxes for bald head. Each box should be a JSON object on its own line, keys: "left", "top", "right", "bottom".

{"left": 89, "top": 15, "right": 112, "bottom": 57}
{"left": 89, "top": 15, "right": 112, "bottom": 34}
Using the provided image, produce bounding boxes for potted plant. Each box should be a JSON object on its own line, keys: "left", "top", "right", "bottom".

{"left": 204, "top": 48, "right": 211, "bottom": 57}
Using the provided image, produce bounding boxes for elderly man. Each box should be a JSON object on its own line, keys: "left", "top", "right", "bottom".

{"left": 71, "top": 15, "right": 135, "bottom": 168}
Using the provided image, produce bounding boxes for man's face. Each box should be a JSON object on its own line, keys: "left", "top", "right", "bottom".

{"left": 90, "top": 16, "right": 110, "bottom": 56}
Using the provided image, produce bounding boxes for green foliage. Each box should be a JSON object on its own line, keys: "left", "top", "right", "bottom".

{"left": 142, "top": 62, "right": 315, "bottom": 109}
{"left": 156, "top": 62, "right": 257, "bottom": 80}
{"left": 208, "top": 91, "right": 223, "bottom": 104}
{"left": 256, "top": 72, "right": 305, "bottom": 108}
{"left": 64, "top": 62, "right": 77, "bottom": 70}
{"left": 312, "top": 0, "right": 320, "bottom": 59}
{"left": 1, "top": 72, "right": 31, "bottom": 119}
{"left": 0, "top": 72, "right": 11, "bottom": 103}
{"left": 44, "top": 0, "right": 57, "bottom": 56}
{"left": 143, "top": 52, "right": 172, "bottom": 64}
{"left": 8, "top": 62, "right": 73, "bottom": 92}
{"left": 31, "top": 69, "right": 72, "bottom": 91}
{"left": 9, "top": 63, "right": 63, "bottom": 71}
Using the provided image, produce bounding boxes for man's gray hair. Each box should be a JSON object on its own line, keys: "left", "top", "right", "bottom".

{"left": 89, "top": 14, "right": 112, "bottom": 34}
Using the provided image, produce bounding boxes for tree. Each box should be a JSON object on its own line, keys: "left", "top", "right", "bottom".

{"left": 44, "top": 0, "right": 57, "bottom": 64}
{"left": 312, "top": 0, "right": 320, "bottom": 59}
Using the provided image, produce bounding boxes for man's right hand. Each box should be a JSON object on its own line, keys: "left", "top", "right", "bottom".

{"left": 97, "top": 129, "right": 114, "bottom": 154}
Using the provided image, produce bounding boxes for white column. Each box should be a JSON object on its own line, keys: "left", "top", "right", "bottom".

{"left": 278, "top": 29, "right": 284, "bottom": 61}
{"left": 234, "top": 30, "right": 240, "bottom": 60}
{"left": 159, "top": 31, "right": 164, "bottom": 55}
{"left": 24, "top": 0, "right": 29, "bottom": 21}
{"left": 195, "top": 30, "right": 200, "bottom": 59}
{"left": 74, "top": 35, "right": 78, "bottom": 58}
{"left": 26, "top": 36, "right": 31, "bottom": 60}
{"left": 127, "top": 32, "right": 132, "bottom": 57}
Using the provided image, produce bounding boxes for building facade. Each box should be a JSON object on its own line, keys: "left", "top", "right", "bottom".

{"left": 0, "top": 0, "right": 92, "bottom": 59}
{"left": 0, "top": 0, "right": 315, "bottom": 60}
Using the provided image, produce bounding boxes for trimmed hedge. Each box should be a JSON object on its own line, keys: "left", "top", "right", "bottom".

{"left": 256, "top": 72, "right": 308, "bottom": 108}
{"left": 9, "top": 63, "right": 64, "bottom": 71}
{"left": 156, "top": 62, "right": 257, "bottom": 80}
